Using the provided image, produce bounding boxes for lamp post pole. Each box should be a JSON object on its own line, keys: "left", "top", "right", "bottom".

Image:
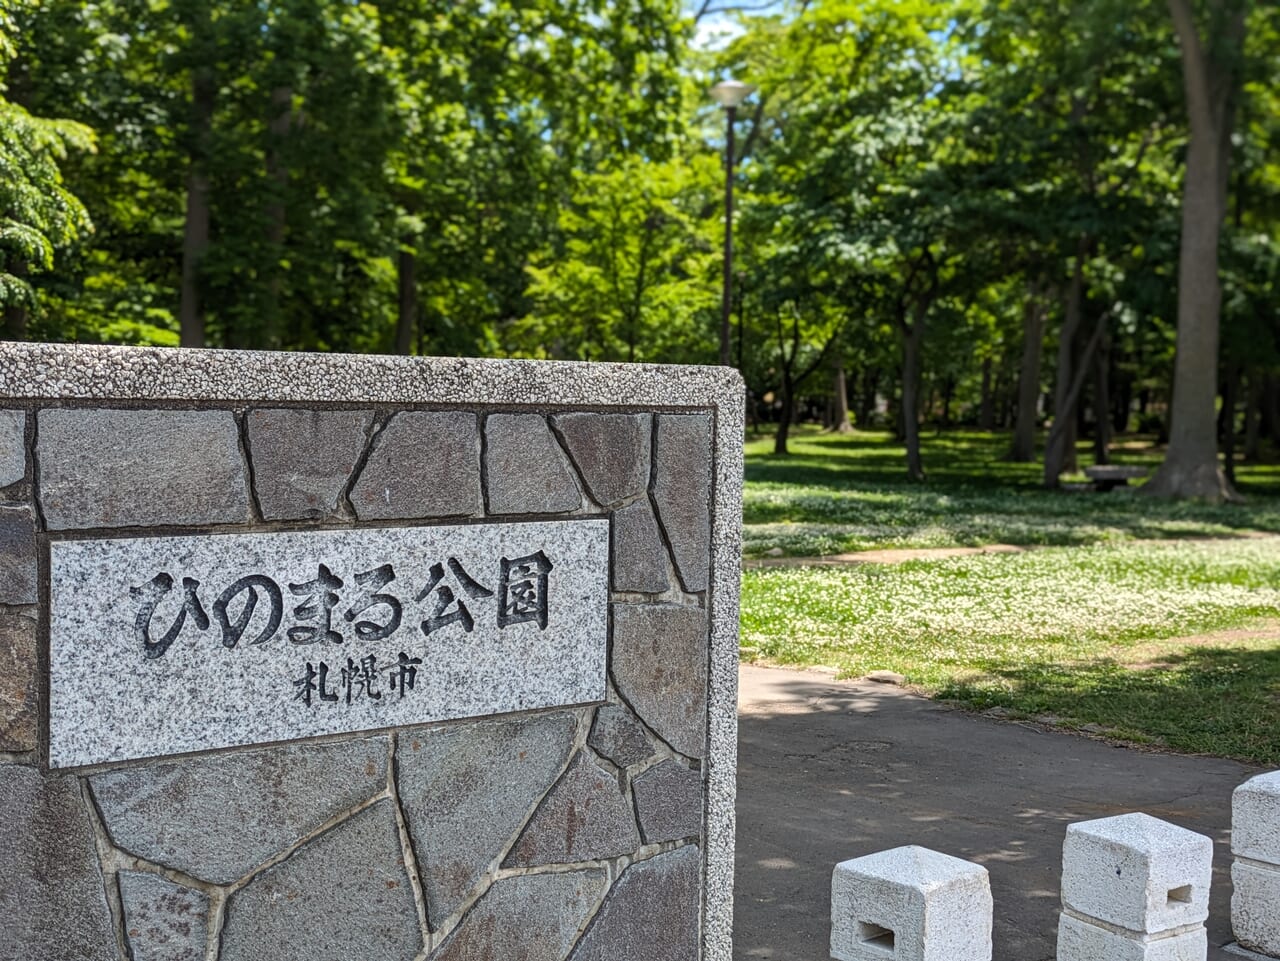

{"left": 720, "top": 105, "right": 737, "bottom": 367}
{"left": 709, "top": 80, "right": 755, "bottom": 369}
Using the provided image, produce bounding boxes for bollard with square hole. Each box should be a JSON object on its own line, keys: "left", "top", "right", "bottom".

{"left": 830, "top": 845, "right": 992, "bottom": 961}
{"left": 1057, "top": 812, "right": 1212, "bottom": 961}
{"left": 1232, "top": 771, "right": 1280, "bottom": 955}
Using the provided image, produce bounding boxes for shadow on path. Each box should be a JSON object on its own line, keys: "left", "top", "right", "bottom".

{"left": 733, "top": 665, "right": 1258, "bottom": 961}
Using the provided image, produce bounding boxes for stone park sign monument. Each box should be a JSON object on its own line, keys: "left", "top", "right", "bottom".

{"left": 0, "top": 343, "right": 742, "bottom": 961}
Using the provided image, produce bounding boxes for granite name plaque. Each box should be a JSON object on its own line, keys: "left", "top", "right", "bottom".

{"left": 48, "top": 519, "right": 610, "bottom": 767}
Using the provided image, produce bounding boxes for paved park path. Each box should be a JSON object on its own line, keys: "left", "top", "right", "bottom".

{"left": 734, "top": 663, "right": 1259, "bottom": 961}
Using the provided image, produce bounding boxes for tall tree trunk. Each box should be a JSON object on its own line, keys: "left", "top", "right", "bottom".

{"left": 395, "top": 244, "right": 417, "bottom": 355}
{"left": 179, "top": 65, "right": 215, "bottom": 349}
{"left": 1012, "top": 293, "right": 1046, "bottom": 462}
{"left": 1094, "top": 335, "right": 1112, "bottom": 465}
{"left": 1264, "top": 375, "right": 1280, "bottom": 445}
{"left": 1222, "top": 366, "right": 1238, "bottom": 485}
{"left": 1115, "top": 372, "right": 1133, "bottom": 435}
{"left": 1048, "top": 246, "right": 1088, "bottom": 480}
{"left": 856, "top": 369, "right": 878, "bottom": 428}
{"left": 1146, "top": 0, "right": 1246, "bottom": 501}
{"left": 736, "top": 294, "right": 746, "bottom": 370}
{"left": 978, "top": 357, "right": 995, "bottom": 431}
{"left": 264, "top": 84, "right": 291, "bottom": 348}
{"left": 1245, "top": 372, "right": 1262, "bottom": 461}
{"left": 1062, "top": 408, "right": 1079, "bottom": 473}
{"left": 901, "top": 312, "right": 926, "bottom": 482}
{"left": 885, "top": 370, "right": 901, "bottom": 440}
{"left": 831, "top": 361, "right": 853, "bottom": 434}
{"left": 774, "top": 366, "right": 794, "bottom": 455}
{"left": 1044, "top": 315, "right": 1109, "bottom": 486}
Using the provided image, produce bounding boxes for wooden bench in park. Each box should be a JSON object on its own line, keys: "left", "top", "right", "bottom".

{"left": 1083, "top": 465, "right": 1149, "bottom": 492}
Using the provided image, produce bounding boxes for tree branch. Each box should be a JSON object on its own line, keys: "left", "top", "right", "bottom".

{"left": 1103, "top": 122, "right": 1164, "bottom": 197}
{"left": 795, "top": 322, "right": 846, "bottom": 385}
{"left": 737, "top": 98, "right": 767, "bottom": 166}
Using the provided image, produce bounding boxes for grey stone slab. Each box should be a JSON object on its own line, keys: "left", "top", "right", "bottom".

{"left": 90, "top": 735, "right": 387, "bottom": 884}
{"left": 246, "top": 408, "right": 373, "bottom": 520}
{"left": 0, "top": 409, "right": 24, "bottom": 487}
{"left": 430, "top": 869, "right": 608, "bottom": 961}
{"left": 398, "top": 711, "right": 578, "bottom": 927}
{"left": 567, "top": 845, "right": 701, "bottom": 961}
{"left": 633, "top": 760, "right": 702, "bottom": 844}
{"left": 0, "top": 764, "right": 116, "bottom": 961}
{"left": 588, "top": 703, "right": 654, "bottom": 769}
{"left": 651, "top": 414, "right": 712, "bottom": 592}
{"left": 0, "top": 505, "right": 36, "bottom": 604}
{"left": 119, "top": 871, "right": 208, "bottom": 961}
{"left": 505, "top": 752, "right": 640, "bottom": 868}
{"left": 220, "top": 800, "right": 421, "bottom": 961}
{"left": 485, "top": 413, "right": 582, "bottom": 515}
{"left": 0, "top": 613, "right": 36, "bottom": 751}
{"left": 37, "top": 408, "right": 250, "bottom": 530}
{"left": 49, "top": 519, "right": 608, "bottom": 767}
{"left": 350, "top": 411, "right": 481, "bottom": 520}
{"left": 612, "top": 604, "right": 708, "bottom": 759}
{"left": 554, "top": 413, "right": 651, "bottom": 508}
{"left": 0, "top": 343, "right": 744, "bottom": 961}
{"left": 611, "top": 499, "right": 670, "bottom": 593}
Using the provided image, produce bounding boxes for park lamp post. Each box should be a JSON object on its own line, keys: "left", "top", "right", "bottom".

{"left": 710, "top": 79, "right": 755, "bottom": 368}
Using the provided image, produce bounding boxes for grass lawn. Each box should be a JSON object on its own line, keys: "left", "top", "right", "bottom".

{"left": 740, "top": 427, "right": 1280, "bottom": 764}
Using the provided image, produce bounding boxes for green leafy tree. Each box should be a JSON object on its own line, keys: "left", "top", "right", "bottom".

{"left": 517, "top": 154, "right": 720, "bottom": 362}
{"left": 0, "top": 0, "right": 93, "bottom": 338}
{"left": 729, "top": 0, "right": 981, "bottom": 472}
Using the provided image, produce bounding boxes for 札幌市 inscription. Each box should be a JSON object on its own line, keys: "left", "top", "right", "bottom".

{"left": 48, "top": 519, "right": 609, "bottom": 767}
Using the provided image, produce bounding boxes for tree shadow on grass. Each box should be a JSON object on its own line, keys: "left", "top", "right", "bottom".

{"left": 937, "top": 645, "right": 1280, "bottom": 765}
{"left": 747, "top": 430, "right": 1043, "bottom": 490}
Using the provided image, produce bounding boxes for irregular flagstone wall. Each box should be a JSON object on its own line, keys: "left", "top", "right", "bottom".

{"left": 0, "top": 343, "right": 742, "bottom": 961}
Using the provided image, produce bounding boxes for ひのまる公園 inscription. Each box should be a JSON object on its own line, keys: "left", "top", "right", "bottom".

{"left": 48, "top": 520, "right": 609, "bottom": 768}
{"left": 131, "top": 552, "right": 554, "bottom": 657}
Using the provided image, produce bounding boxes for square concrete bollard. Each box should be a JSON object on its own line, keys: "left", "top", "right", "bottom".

{"left": 1058, "top": 813, "right": 1212, "bottom": 961}
{"left": 1061, "top": 812, "right": 1213, "bottom": 933}
{"left": 1233, "top": 772, "right": 1280, "bottom": 866}
{"left": 1232, "top": 772, "right": 1280, "bottom": 956}
{"left": 1232, "top": 861, "right": 1280, "bottom": 955}
{"left": 1058, "top": 913, "right": 1208, "bottom": 961}
{"left": 830, "top": 845, "right": 992, "bottom": 961}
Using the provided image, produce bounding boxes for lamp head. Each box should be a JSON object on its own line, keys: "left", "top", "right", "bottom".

{"left": 710, "top": 80, "right": 756, "bottom": 109}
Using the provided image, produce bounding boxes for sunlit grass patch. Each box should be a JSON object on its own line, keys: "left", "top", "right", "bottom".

{"left": 740, "top": 538, "right": 1280, "bottom": 763}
